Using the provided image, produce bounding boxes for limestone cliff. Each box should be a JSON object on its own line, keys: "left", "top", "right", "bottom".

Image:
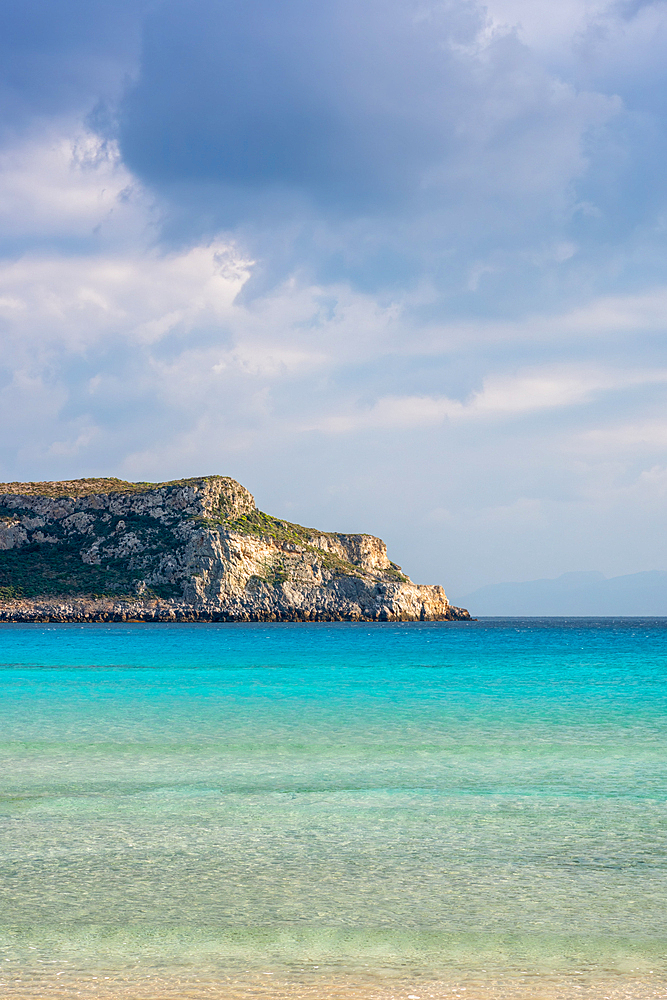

{"left": 0, "top": 475, "right": 469, "bottom": 622}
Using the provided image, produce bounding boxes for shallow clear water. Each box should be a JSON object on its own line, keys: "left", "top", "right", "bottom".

{"left": 0, "top": 619, "right": 666, "bottom": 997}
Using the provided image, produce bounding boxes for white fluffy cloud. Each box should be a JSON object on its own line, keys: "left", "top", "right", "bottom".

{"left": 311, "top": 366, "right": 667, "bottom": 432}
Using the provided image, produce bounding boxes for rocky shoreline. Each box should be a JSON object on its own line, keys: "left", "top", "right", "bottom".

{"left": 0, "top": 597, "right": 472, "bottom": 623}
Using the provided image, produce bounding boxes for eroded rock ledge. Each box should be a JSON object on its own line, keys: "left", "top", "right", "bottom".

{"left": 0, "top": 475, "right": 470, "bottom": 623}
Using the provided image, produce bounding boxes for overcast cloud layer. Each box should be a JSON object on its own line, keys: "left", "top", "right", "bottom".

{"left": 1, "top": 0, "right": 667, "bottom": 597}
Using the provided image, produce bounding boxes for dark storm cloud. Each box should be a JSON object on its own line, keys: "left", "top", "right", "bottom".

{"left": 0, "top": 0, "right": 150, "bottom": 134}
{"left": 119, "top": 0, "right": 490, "bottom": 212}
{"left": 113, "top": 0, "right": 626, "bottom": 306}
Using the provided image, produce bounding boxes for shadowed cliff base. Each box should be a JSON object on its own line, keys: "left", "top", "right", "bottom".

{"left": 0, "top": 475, "right": 469, "bottom": 623}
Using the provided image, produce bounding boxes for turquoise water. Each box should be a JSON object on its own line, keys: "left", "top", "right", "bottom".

{"left": 0, "top": 619, "right": 666, "bottom": 995}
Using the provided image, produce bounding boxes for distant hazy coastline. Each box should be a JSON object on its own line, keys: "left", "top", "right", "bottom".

{"left": 461, "top": 569, "right": 667, "bottom": 616}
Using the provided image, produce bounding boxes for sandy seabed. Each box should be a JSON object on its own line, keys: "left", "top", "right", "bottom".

{"left": 2, "top": 971, "right": 666, "bottom": 1000}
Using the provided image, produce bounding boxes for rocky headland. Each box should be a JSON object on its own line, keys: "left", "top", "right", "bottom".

{"left": 0, "top": 475, "right": 470, "bottom": 622}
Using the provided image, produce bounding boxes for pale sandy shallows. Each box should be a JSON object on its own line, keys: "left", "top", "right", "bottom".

{"left": 3, "top": 971, "right": 667, "bottom": 1000}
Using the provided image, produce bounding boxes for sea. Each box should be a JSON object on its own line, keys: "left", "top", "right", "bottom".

{"left": 0, "top": 619, "right": 665, "bottom": 1000}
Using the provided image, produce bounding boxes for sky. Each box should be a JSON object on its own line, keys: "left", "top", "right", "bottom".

{"left": 1, "top": 0, "right": 667, "bottom": 600}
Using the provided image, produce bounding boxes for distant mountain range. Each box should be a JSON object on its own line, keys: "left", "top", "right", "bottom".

{"left": 460, "top": 570, "right": 667, "bottom": 616}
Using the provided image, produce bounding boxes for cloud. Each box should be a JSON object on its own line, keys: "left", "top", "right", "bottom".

{"left": 120, "top": 0, "right": 488, "bottom": 203}
{"left": 481, "top": 0, "right": 612, "bottom": 53}
{"left": 0, "top": 0, "right": 151, "bottom": 139}
{"left": 1, "top": 127, "right": 666, "bottom": 473}
{"left": 109, "top": 0, "right": 622, "bottom": 306}
{"left": 571, "top": 421, "right": 667, "bottom": 452}
{"left": 0, "top": 127, "right": 146, "bottom": 256}
{"left": 3, "top": 2, "right": 667, "bottom": 594}
{"left": 309, "top": 365, "right": 667, "bottom": 432}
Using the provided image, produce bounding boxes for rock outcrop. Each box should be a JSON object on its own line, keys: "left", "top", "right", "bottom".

{"left": 0, "top": 476, "right": 470, "bottom": 622}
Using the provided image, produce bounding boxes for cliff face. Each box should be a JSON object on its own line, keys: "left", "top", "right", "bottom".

{"left": 0, "top": 476, "right": 469, "bottom": 622}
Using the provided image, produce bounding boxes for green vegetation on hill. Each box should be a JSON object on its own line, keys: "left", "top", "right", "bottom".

{"left": 0, "top": 506, "right": 184, "bottom": 600}
{"left": 217, "top": 509, "right": 407, "bottom": 581}
{"left": 214, "top": 508, "right": 318, "bottom": 544}
{"left": 0, "top": 539, "right": 130, "bottom": 599}
{"left": 216, "top": 510, "right": 364, "bottom": 577}
{"left": 0, "top": 476, "right": 223, "bottom": 499}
